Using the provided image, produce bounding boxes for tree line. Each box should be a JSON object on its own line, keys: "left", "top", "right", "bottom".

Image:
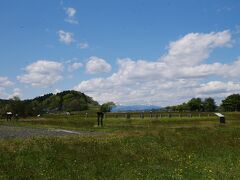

{"left": 165, "top": 94, "right": 240, "bottom": 112}
{"left": 1, "top": 92, "right": 240, "bottom": 117}
{"left": 0, "top": 91, "right": 99, "bottom": 117}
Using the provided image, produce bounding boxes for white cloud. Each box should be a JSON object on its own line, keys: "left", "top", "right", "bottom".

{"left": 74, "top": 30, "right": 240, "bottom": 106}
{"left": 9, "top": 88, "right": 22, "bottom": 99}
{"left": 68, "top": 62, "right": 83, "bottom": 72}
{"left": 162, "top": 30, "right": 231, "bottom": 66}
{"left": 66, "top": 7, "right": 76, "bottom": 17}
{"left": 53, "top": 89, "right": 61, "bottom": 94}
{"left": 0, "top": 76, "right": 14, "bottom": 88}
{"left": 58, "top": 30, "right": 74, "bottom": 45}
{"left": 86, "top": 56, "right": 112, "bottom": 74}
{"left": 78, "top": 43, "right": 89, "bottom": 49}
{"left": 65, "top": 18, "right": 79, "bottom": 25}
{"left": 0, "top": 76, "right": 14, "bottom": 99}
{"left": 0, "top": 89, "right": 7, "bottom": 99}
{"left": 196, "top": 81, "right": 240, "bottom": 104}
{"left": 197, "top": 81, "right": 240, "bottom": 95}
{"left": 65, "top": 7, "right": 78, "bottom": 24}
{"left": 17, "top": 60, "right": 63, "bottom": 87}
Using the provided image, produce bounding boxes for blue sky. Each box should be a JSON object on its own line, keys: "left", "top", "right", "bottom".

{"left": 0, "top": 0, "right": 240, "bottom": 106}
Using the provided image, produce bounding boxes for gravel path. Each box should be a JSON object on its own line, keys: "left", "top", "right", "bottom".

{"left": 0, "top": 125, "right": 105, "bottom": 139}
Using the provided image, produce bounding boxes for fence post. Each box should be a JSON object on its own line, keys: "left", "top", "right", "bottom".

{"left": 150, "top": 111, "right": 153, "bottom": 119}
{"left": 85, "top": 112, "right": 88, "bottom": 120}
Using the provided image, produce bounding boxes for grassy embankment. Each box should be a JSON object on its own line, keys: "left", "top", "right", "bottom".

{"left": 0, "top": 112, "right": 240, "bottom": 179}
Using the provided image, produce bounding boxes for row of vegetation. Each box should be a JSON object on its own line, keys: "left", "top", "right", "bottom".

{"left": 166, "top": 94, "right": 240, "bottom": 112}
{"left": 0, "top": 91, "right": 99, "bottom": 117}
{"left": 1, "top": 91, "right": 240, "bottom": 117}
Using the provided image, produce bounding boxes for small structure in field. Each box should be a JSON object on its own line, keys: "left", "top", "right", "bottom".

{"left": 6, "top": 112, "right": 13, "bottom": 121}
{"left": 215, "top": 113, "right": 225, "bottom": 123}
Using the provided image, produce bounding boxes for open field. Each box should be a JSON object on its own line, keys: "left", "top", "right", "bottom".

{"left": 0, "top": 112, "right": 240, "bottom": 179}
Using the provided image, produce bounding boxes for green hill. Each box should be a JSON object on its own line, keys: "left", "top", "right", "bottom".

{"left": 0, "top": 90, "right": 99, "bottom": 117}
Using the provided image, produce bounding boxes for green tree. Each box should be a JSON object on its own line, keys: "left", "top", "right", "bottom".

{"left": 42, "top": 96, "right": 61, "bottom": 112}
{"left": 100, "top": 102, "right": 116, "bottom": 112}
{"left": 176, "top": 103, "right": 189, "bottom": 112}
{"left": 221, "top": 94, "right": 240, "bottom": 111}
{"left": 203, "top": 97, "right": 217, "bottom": 112}
{"left": 9, "top": 96, "right": 25, "bottom": 116}
{"left": 187, "top": 98, "right": 203, "bottom": 111}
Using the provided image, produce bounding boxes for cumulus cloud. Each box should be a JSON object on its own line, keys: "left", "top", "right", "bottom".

{"left": 17, "top": 60, "right": 63, "bottom": 87}
{"left": 66, "top": 7, "right": 76, "bottom": 17}
{"left": 74, "top": 30, "right": 240, "bottom": 106}
{"left": 9, "top": 88, "right": 22, "bottom": 99}
{"left": 86, "top": 56, "right": 112, "bottom": 74}
{"left": 58, "top": 30, "right": 74, "bottom": 45}
{"left": 197, "top": 81, "right": 240, "bottom": 95}
{"left": 162, "top": 30, "right": 232, "bottom": 66}
{"left": 0, "top": 77, "right": 23, "bottom": 99}
{"left": 0, "top": 76, "right": 14, "bottom": 98}
{"left": 0, "top": 76, "right": 14, "bottom": 88}
{"left": 68, "top": 62, "right": 83, "bottom": 72}
{"left": 65, "top": 7, "right": 78, "bottom": 24}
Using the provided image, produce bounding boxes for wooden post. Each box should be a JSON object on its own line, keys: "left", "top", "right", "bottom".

{"left": 85, "top": 112, "right": 88, "bottom": 120}
{"left": 150, "top": 111, "right": 153, "bottom": 119}
{"left": 97, "top": 112, "right": 104, "bottom": 127}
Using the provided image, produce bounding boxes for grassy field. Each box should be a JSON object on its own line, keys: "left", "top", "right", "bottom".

{"left": 0, "top": 112, "right": 240, "bottom": 179}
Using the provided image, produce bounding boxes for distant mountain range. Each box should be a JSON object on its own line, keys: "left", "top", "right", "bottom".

{"left": 111, "top": 105, "right": 161, "bottom": 112}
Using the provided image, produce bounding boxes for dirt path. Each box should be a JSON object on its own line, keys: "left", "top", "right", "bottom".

{"left": 0, "top": 125, "right": 105, "bottom": 139}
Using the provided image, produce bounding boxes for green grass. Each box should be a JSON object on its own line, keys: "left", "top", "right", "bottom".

{"left": 0, "top": 113, "right": 240, "bottom": 179}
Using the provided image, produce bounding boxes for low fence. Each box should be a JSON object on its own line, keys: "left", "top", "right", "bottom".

{"left": 104, "top": 112, "right": 215, "bottom": 120}
{"left": 46, "top": 112, "right": 216, "bottom": 120}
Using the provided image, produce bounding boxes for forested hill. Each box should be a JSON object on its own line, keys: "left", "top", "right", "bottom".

{"left": 0, "top": 90, "right": 99, "bottom": 116}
